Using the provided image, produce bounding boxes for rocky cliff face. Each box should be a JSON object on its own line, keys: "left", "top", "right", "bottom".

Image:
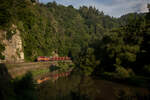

{"left": 0, "top": 24, "right": 24, "bottom": 63}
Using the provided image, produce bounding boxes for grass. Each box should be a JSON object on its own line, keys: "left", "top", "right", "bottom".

{"left": 31, "top": 69, "right": 50, "bottom": 77}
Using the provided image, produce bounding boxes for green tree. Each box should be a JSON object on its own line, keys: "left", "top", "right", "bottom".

{"left": 78, "top": 48, "right": 100, "bottom": 76}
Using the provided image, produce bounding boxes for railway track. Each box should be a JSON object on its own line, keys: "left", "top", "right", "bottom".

{"left": 6, "top": 60, "right": 72, "bottom": 65}
{"left": 5, "top": 60, "right": 73, "bottom": 78}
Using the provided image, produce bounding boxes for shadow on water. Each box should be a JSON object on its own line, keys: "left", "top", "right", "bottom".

{"left": 0, "top": 63, "right": 15, "bottom": 100}
{"left": 37, "top": 70, "right": 150, "bottom": 100}
{"left": 0, "top": 63, "right": 37, "bottom": 100}
{"left": 0, "top": 64, "right": 150, "bottom": 100}
{"left": 13, "top": 72, "right": 37, "bottom": 100}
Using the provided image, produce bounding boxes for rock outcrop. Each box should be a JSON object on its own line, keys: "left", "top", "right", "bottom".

{"left": 0, "top": 24, "right": 24, "bottom": 63}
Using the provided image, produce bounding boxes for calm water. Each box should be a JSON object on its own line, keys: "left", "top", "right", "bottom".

{"left": 37, "top": 71, "right": 150, "bottom": 100}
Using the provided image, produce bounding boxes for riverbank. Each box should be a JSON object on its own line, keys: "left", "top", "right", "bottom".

{"left": 95, "top": 72, "right": 150, "bottom": 88}
{"left": 37, "top": 71, "right": 150, "bottom": 100}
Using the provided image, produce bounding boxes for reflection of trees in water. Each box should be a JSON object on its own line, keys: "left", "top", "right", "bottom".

{"left": 37, "top": 72, "right": 102, "bottom": 100}
{"left": 0, "top": 64, "right": 149, "bottom": 100}
{"left": 115, "top": 88, "right": 150, "bottom": 100}
{"left": 37, "top": 71, "right": 83, "bottom": 100}
{"left": 13, "top": 72, "right": 37, "bottom": 100}
{"left": 0, "top": 64, "right": 37, "bottom": 100}
{"left": 79, "top": 77, "right": 99, "bottom": 100}
{"left": 37, "top": 71, "right": 150, "bottom": 100}
{"left": 0, "top": 64, "right": 15, "bottom": 100}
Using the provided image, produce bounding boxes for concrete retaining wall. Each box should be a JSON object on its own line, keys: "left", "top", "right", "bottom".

{"left": 6, "top": 61, "right": 72, "bottom": 78}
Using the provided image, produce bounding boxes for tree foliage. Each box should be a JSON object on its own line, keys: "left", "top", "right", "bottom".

{"left": 0, "top": 0, "right": 150, "bottom": 77}
{"left": 0, "top": 43, "right": 5, "bottom": 60}
{"left": 78, "top": 48, "right": 100, "bottom": 76}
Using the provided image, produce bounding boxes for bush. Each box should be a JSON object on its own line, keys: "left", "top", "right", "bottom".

{"left": 0, "top": 43, "right": 5, "bottom": 60}
{"left": 6, "top": 29, "right": 16, "bottom": 40}
{"left": 127, "top": 68, "right": 135, "bottom": 77}
{"left": 143, "top": 65, "right": 150, "bottom": 74}
{"left": 115, "top": 66, "right": 130, "bottom": 79}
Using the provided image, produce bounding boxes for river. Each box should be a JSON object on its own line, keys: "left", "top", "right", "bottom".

{"left": 37, "top": 71, "right": 150, "bottom": 100}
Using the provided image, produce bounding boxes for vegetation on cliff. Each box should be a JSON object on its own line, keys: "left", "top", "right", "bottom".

{"left": 0, "top": 0, "right": 119, "bottom": 61}
{"left": 0, "top": 0, "right": 150, "bottom": 80}
{"left": 0, "top": 43, "right": 5, "bottom": 59}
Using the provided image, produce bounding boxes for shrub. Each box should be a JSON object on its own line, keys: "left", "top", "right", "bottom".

{"left": 6, "top": 29, "right": 16, "bottom": 40}
{"left": 127, "top": 68, "right": 135, "bottom": 77}
{"left": 143, "top": 65, "right": 150, "bottom": 74}
{"left": 115, "top": 66, "right": 130, "bottom": 78}
{"left": 0, "top": 43, "right": 5, "bottom": 60}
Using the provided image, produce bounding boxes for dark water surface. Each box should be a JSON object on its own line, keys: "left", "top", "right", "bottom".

{"left": 37, "top": 72, "right": 150, "bottom": 100}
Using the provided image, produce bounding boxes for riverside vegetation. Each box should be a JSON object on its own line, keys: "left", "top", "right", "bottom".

{"left": 0, "top": 0, "right": 150, "bottom": 100}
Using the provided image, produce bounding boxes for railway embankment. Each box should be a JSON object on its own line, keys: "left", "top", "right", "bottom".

{"left": 35, "top": 67, "right": 73, "bottom": 84}
{"left": 5, "top": 61, "right": 74, "bottom": 83}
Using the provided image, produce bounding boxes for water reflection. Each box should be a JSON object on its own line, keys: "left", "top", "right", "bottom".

{"left": 37, "top": 71, "right": 150, "bottom": 100}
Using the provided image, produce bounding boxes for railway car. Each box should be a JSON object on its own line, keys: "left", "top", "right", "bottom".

{"left": 37, "top": 56, "right": 44, "bottom": 61}
{"left": 37, "top": 56, "right": 50, "bottom": 62}
{"left": 65, "top": 56, "right": 70, "bottom": 60}
{"left": 37, "top": 56, "right": 71, "bottom": 62}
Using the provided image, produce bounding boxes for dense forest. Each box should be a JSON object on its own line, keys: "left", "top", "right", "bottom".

{"left": 0, "top": 0, "right": 150, "bottom": 100}
{"left": 0, "top": 0, "right": 150, "bottom": 79}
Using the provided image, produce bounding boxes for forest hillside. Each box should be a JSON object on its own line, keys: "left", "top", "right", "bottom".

{"left": 0, "top": 0, "right": 150, "bottom": 78}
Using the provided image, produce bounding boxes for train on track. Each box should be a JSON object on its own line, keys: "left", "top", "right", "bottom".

{"left": 37, "top": 56, "right": 71, "bottom": 62}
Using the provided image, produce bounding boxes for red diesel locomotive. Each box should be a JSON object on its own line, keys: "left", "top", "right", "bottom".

{"left": 37, "top": 56, "right": 71, "bottom": 62}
